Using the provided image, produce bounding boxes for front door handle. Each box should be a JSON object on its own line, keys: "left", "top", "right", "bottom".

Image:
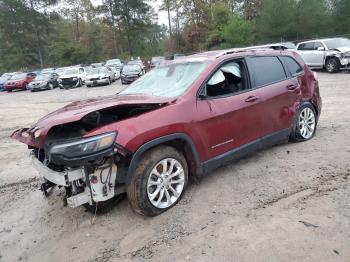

{"left": 245, "top": 96, "right": 259, "bottom": 103}
{"left": 286, "top": 84, "right": 298, "bottom": 91}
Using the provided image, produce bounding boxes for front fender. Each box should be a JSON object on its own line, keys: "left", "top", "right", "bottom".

{"left": 125, "top": 133, "right": 202, "bottom": 185}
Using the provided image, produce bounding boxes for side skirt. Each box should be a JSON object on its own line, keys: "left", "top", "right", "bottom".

{"left": 201, "top": 129, "right": 290, "bottom": 175}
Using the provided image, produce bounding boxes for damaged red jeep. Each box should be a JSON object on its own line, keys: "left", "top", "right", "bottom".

{"left": 11, "top": 48, "right": 322, "bottom": 216}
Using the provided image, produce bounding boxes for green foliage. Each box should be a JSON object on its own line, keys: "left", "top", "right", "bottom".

{"left": 222, "top": 16, "right": 254, "bottom": 47}
{"left": 1, "top": 0, "right": 350, "bottom": 72}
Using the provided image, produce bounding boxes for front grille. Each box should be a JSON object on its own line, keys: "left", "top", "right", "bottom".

{"left": 61, "top": 78, "right": 78, "bottom": 86}
{"left": 89, "top": 78, "right": 99, "bottom": 81}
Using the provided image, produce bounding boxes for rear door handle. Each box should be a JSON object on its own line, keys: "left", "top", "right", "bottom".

{"left": 245, "top": 96, "right": 259, "bottom": 103}
{"left": 286, "top": 84, "right": 298, "bottom": 91}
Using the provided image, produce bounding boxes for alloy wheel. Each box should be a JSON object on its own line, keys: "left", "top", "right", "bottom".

{"left": 147, "top": 158, "right": 185, "bottom": 209}
{"left": 298, "top": 107, "right": 316, "bottom": 139}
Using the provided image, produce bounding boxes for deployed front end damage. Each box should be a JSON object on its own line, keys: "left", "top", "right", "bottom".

{"left": 11, "top": 99, "right": 168, "bottom": 210}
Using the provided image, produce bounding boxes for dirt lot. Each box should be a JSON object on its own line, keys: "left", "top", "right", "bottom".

{"left": 0, "top": 74, "right": 349, "bottom": 262}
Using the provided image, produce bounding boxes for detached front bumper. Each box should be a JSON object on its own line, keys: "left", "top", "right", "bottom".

{"left": 32, "top": 153, "right": 84, "bottom": 186}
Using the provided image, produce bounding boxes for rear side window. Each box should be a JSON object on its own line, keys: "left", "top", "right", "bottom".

{"left": 247, "top": 56, "right": 287, "bottom": 88}
{"left": 280, "top": 56, "right": 303, "bottom": 76}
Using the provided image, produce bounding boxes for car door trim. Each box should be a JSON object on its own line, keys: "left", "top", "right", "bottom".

{"left": 202, "top": 128, "right": 290, "bottom": 174}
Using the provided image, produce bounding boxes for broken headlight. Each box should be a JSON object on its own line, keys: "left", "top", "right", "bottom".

{"left": 49, "top": 132, "right": 116, "bottom": 158}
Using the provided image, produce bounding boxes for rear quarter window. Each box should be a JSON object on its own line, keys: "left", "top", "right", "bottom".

{"left": 280, "top": 56, "right": 303, "bottom": 76}
{"left": 247, "top": 56, "right": 287, "bottom": 88}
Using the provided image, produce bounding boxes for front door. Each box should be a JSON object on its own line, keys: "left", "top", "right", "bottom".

{"left": 194, "top": 59, "right": 264, "bottom": 161}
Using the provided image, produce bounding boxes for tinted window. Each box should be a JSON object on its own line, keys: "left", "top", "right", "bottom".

{"left": 280, "top": 56, "right": 303, "bottom": 76}
{"left": 247, "top": 57, "right": 287, "bottom": 87}
{"left": 298, "top": 42, "right": 314, "bottom": 50}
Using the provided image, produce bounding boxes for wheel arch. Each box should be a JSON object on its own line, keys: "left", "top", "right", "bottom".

{"left": 125, "top": 133, "right": 202, "bottom": 185}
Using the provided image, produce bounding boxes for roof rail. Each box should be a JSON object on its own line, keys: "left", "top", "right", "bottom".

{"left": 216, "top": 44, "right": 288, "bottom": 58}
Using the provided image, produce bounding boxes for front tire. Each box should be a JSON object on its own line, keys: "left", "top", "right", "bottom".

{"left": 290, "top": 103, "right": 317, "bottom": 142}
{"left": 127, "top": 146, "right": 188, "bottom": 217}
{"left": 325, "top": 57, "right": 340, "bottom": 73}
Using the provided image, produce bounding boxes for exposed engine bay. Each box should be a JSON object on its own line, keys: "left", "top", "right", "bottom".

{"left": 26, "top": 103, "right": 164, "bottom": 210}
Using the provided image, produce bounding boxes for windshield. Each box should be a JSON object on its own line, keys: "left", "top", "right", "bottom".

{"left": 324, "top": 38, "right": 350, "bottom": 49}
{"left": 11, "top": 73, "right": 27, "bottom": 80}
{"left": 89, "top": 68, "right": 107, "bottom": 74}
{"left": 121, "top": 62, "right": 208, "bottom": 98}
{"left": 106, "top": 59, "right": 121, "bottom": 65}
{"left": 123, "top": 65, "right": 141, "bottom": 73}
{"left": 64, "top": 68, "right": 78, "bottom": 75}
{"left": 35, "top": 74, "right": 50, "bottom": 81}
{"left": 128, "top": 60, "right": 142, "bottom": 65}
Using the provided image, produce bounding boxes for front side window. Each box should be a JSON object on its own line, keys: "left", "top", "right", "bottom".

{"left": 121, "top": 62, "right": 208, "bottom": 98}
{"left": 247, "top": 56, "right": 287, "bottom": 88}
{"left": 314, "top": 42, "right": 324, "bottom": 50}
{"left": 204, "top": 60, "right": 249, "bottom": 97}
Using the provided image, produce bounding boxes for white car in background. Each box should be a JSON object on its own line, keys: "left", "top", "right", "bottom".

{"left": 85, "top": 66, "right": 114, "bottom": 87}
{"left": 296, "top": 37, "right": 350, "bottom": 73}
{"left": 59, "top": 67, "right": 86, "bottom": 89}
{"left": 108, "top": 66, "right": 121, "bottom": 80}
{"left": 105, "top": 59, "right": 123, "bottom": 73}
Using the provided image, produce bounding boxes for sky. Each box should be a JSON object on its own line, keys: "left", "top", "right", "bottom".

{"left": 90, "top": 0, "right": 169, "bottom": 26}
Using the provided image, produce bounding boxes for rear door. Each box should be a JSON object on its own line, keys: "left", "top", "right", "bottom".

{"left": 297, "top": 42, "right": 315, "bottom": 66}
{"left": 246, "top": 56, "right": 302, "bottom": 139}
{"left": 310, "top": 41, "right": 326, "bottom": 66}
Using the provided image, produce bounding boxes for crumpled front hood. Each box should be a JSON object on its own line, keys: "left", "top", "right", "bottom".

{"left": 60, "top": 74, "right": 78, "bottom": 79}
{"left": 11, "top": 94, "right": 174, "bottom": 148}
{"left": 35, "top": 94, "right": 173, "bottom": 129}
{"left": 335, "top": 47, "right": 350, "bottom": 53}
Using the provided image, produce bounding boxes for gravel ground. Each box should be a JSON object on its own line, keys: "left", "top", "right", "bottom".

{"left": 0, "top": 74, "right": 349, "bottom": 262}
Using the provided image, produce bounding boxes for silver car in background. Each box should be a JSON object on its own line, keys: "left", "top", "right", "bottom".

{"left": 86, "top": 66, "right": 114, "bottom": 87}
{"left": 296, "top": 37, "right": 350, "bottom": 73}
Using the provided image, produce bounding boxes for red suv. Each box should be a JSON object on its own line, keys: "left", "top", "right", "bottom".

{"left": 4, "top": 72, "right": 36, "bottom": 92}
{"left": 11, "top": 48, "right": 321, "bottom": 216}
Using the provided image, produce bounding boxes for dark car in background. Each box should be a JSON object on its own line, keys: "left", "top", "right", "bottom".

{"left": 4, "top": 72, "right": 36, "bottom": 92}
{"left": 120, "top": 64, "right": 144, "bottom": 84}
{"left": 27, "top": 72, "right": 59, "bottom": 92}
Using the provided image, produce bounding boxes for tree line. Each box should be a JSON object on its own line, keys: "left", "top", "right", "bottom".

{"left": 0, "top": 0, "right": 349, "bottom": 72}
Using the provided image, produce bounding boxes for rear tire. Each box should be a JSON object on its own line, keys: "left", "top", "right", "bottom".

{"left": 290, "top": 103, "right": 317, "bottom": 142}
{"left": 127, "top": 146, "right": 188, "bottom": 217}
{"left": 325, "top": 57, "right": 340, "bottom": 73}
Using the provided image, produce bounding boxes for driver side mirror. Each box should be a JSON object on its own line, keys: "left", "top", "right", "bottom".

{"left": 317, "top": 47, "right": 325, "bottom": 51}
